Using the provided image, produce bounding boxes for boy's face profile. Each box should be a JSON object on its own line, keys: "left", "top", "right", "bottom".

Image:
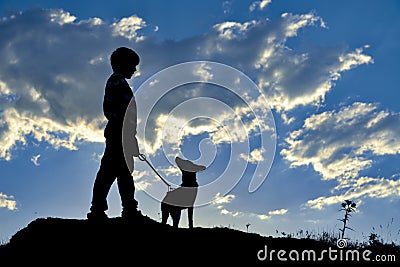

{"left": 123, "top": 64, "right": 137, "bottom": 79}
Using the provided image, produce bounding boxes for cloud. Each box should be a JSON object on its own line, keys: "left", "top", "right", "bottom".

{"left": 211, "top": 192, "right": 235, "bottom": 205}
{"left": 0, "top": 8, "right": 143, "bottom": 160}
{"left": 210, "top": 193, "right": 241, "bottom": 216}
{"left": 240, "top": 148, "right": 265, "bottom": 164}
{"left": 207, "top": 12, "right": 372, "bottom": 112}
{"left": 0, "top": 192, "right": 17, "bottom": 210}
{"left": 282, "top": 102, "right": 400, "bottom": 180}
{"left": 282, "top": 102, "right": 400, "bottom": 209}
{"left": 144, "top": 100, "right": 256, "bottom": 156}
{"left": 257, "top": 214, "right": 271, "bottom": 220}
{"left": 0, "top": 108, "right": 105, "bottom": 160}
{"left": 256, "top": 44, "right": 373, "bottom": 111}
{"left": 250, "top": 0, "right": 272, "bottom": 12}
{"left": 217, "top": 205, "right": 288, "bottom": 221}
{"left": 255, "top": 208, "right": 288, "bottom": 220}
{"left": 220, "top": 208, "right": 242, "bottom": 217}
{"left": 306, "top": 176, "right": 400, "bottom": 210}
{"left": 112, "top": 15, "right": 147, "bottom": 41}
{"left": 30, "top": 154, "right": 41, "bottom": 166}
{"left": 268, "top": 208, "right": 288, "bottom": 216}
{"left": 49, "top": 9, "right": 76, "bottom": 25}
{"left": 132, "top": 169, "right": 155, "bottom": 191}
{"left": 212, "top": 20, "right": 257, "bottom": 40}
{"left": 193, "top": 62, "right": 214, "bottom": 81}
{"left": 0, "top": 7, "right": 372, "bottom": 162}
{"left": 222, "top": 1, "right": 233, "bottom": 15}
{"left": 210, "top": 192, "right": 288, "bottom": 220}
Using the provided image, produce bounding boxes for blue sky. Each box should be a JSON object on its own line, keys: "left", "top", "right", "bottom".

{"left": 1, "top": 0, "right": 400, "bottom": 246}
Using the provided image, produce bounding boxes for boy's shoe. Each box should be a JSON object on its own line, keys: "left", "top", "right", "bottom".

{"left": 121, "top": 208, "right": 142, "bottom": 220}
{"left": 87, "top": 211, "right": 108, "bottom": 221}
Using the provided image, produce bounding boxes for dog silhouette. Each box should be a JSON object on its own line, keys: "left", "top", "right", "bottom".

{"left": 161, "top": 157, "right": 206, "bottom": 229}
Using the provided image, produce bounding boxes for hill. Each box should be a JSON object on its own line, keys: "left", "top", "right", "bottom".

{"left": 0, "top": 213, "right": 398, "bottom": 265}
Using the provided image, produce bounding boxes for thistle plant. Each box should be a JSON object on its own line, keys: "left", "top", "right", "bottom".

{"left": 246, "top": 223, "right": 251, "bottom": 233}
{"left": 339, "top": 200, "right": 357, "bottom": 239}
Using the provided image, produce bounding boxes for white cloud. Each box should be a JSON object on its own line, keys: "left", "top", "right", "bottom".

{"left": 111, "top": 15, "right": 147, "bottom": 41}
{"left": 30, "top": 154, "right": 41, "bottom": 166}
{"left": 91, "top": 152, "right": 103, "bottom": 163}
{"left": 256, "top": 45, "right": 372, "bottom": 111}
{"left": 240, "top": 147, "right": 265, "bottom": 164}
{"left": 80, "top": 17, "right": 103, "bottom": 26}
{"left": 149, "top": 79, "right": 159, "bottom": 87}
{"left": 210, "top": 191, "right": 288, "bottom": 220}
{"left": 0, "top": 9, "right": 119, "bottom": 160}
{"left": 282, "top": 102, "right": 400, "bottom": 209}
{"left": 281, "top": 113, "right": 295, "bottom": 125}
{"left": 0, "top": 80, "right": 11, "bottom": 95}
{"left": 257, "top": 214, "right": 271, "bottom": 220}
{"left": 0, "top": 192, "right": 17, "bottom": 210}
{"left": 211, "top": 192, "right": 235, "bottom": 205}
{"left": 282, "top": 102, "right": 400, "bottom": 180}
{"left": 250, "top": 0, "right": 272, "bottom": 12}
{"left": 0, "top": 7, "right": 373, "bottom": 163}
{"left": 217, "top": 205, "right": 288, "bottom": 221}
{"left": 338, "top": 46, "right": 373, "bottom": 72}
{"left": 50, "top": 9, "right": 76, "bottom": 25}
{"left": 254, "top": 208, "right": 289, "bottom": 220}
{"left": 0, "top": 108, "right": 104, "bottom": 160}
{"left": 212, "top": 20, "right": 257, "bottom": 40}
{"left": 281, "top": 12, "right": 326, "bottom": 38}
{"left": 268, "top": 208, "right": 288, "bottom": 215}
{"left": 220, "top": 208, "right": 242, "bottom": 217}
{"left": 205, "top": 11, "right": 372, "bottom": 113}
{"left": 132, "top": 169, "right": 155, "bottom": 191}
{"left": 162, "top": 165, "right": 181, "bottom": 177}
{"left": 222, "top": 1, "right": 233, "bottom": 15}
{"left": 306, "top": 176, "right": 400, "bottom": 210}
{"left": 142, "top": 102, "right": 250, "bottom": 155}
{"left": 193, "top": 63, "right": 214, "bottom": 81}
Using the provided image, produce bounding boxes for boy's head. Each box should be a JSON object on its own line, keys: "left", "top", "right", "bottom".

{"left": 110, "top": 47, "right": 140, "bottom": 79}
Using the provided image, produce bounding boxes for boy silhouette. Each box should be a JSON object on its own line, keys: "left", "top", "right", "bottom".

{"left": 87, "top": 47, "right": 141, "bottom": 221}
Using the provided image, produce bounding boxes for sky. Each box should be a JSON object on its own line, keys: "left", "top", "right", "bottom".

{"left": 0, "top": 0, "right": 400, "bottom": 246}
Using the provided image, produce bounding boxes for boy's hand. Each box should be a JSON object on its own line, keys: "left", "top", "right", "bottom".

{"left": 137, "top": 153, "right": 146, "bottom": 161}
{"left": 126, "top": 156, "right": 134, "bottom": 174}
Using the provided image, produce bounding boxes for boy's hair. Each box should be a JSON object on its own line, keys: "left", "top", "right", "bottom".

{"left": 110, "top": 47, "right": 140, "bottom": 73}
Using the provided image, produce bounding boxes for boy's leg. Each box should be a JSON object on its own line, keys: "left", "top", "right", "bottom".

{"left": 161, "top": 202, "right": 169, "bottom": 225}
{"left": 118, "top": 173, "right": 138, "bottom": 216}
{"left": 88, "top": 141, "right": 116, "bottom": 218}
{"left": 116, "top": 148, "right": 139, "bottom": 217}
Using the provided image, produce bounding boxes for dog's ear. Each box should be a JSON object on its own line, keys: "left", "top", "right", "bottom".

{"left": 175, "top": 157, "right": 206, "bottom": 172}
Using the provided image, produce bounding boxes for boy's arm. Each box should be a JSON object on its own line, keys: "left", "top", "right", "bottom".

{"left": 123, "top": 95, "right": 140, "bottom": 163}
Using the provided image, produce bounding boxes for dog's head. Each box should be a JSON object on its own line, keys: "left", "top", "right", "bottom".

{"left": 175, "top": 157, "right": 206, "bottom": 187}
{"left": 175, "top": 157, "right": 206, "bottom": 172}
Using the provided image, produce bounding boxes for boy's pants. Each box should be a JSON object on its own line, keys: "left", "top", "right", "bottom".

{"left": 90, "top": 137, "right": 138, "bottom": 213}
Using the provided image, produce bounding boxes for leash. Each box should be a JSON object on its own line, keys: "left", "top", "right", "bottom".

{"left": 138, "top": 153, "right": 173, "bottom": 191}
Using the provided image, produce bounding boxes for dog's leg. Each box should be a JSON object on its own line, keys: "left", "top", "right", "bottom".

{"left": 171, "top": 208, "right": 181, "bottom": 228}
{"left": 188, "top": 207, "right": 194, "bottom": 229}
{"left": 161, "top": 202, "right": 169, "bottom": 225}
